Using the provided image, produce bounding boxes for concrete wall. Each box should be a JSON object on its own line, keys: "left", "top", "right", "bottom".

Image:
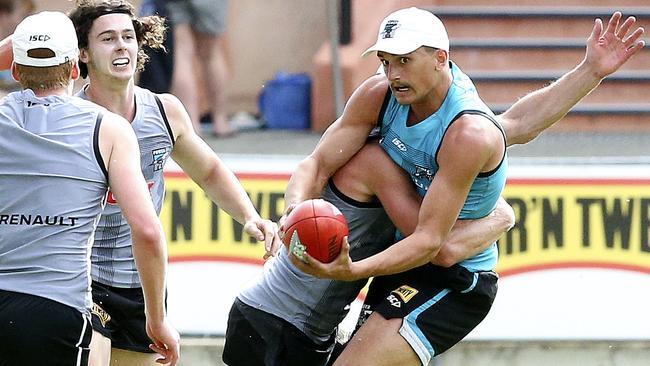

{"left": 179, "top": 338, "right": 650, "bottom": 366}
{"left": 226, "top": 0, "right": 328, "bottom": 113}
{"left": 435, "top": 341, "right": 650, "bottom": 366}
{"left": 35, "top": 0, "right": 329, "bottom": 116}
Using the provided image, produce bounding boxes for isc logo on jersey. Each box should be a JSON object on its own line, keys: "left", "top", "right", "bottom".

{"left": 391, "top": 137, "right": 407, "bottom": 152}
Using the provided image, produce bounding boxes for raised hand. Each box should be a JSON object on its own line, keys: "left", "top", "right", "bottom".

{"left": 584, "top": 12, "right": 645, "bottom": 79}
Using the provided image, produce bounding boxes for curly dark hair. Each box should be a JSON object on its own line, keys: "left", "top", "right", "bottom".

{"left": 68, "top": 0, "right": 167, "bottom": 78}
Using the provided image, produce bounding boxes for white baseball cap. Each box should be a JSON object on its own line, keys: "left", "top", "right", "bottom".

{"left": 12, "top": 11, "right": 79, "bottom": 67}
{"left": 363, "top": 7, "right": 449, "bottom": 56}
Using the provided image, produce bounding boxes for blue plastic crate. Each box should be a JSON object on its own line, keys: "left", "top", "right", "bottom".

{"left": 259, "top": 72, "right": 311, "bottom": 130}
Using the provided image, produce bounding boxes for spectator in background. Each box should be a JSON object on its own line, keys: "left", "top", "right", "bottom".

{"left": 137, "top": 0, "right": 173, "bottom": 94}
{"left": 167, "top": 0, "right": 235, "bottom": 137}
{"left": 0, "top": 0, "right": 34, "bottom": 96}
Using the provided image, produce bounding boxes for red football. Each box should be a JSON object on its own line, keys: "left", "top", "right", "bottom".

{"left": 283, "top": 199, "right": 349, "bottom": 263}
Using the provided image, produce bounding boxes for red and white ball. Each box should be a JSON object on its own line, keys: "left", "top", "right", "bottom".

{"left": 282, "top": 199, "right": 349, "bottom": 263}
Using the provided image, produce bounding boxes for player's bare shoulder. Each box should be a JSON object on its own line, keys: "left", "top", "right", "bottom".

{"left": 101, "top": 110, "right": 135, "bottom": 139}
{"left": 350, "top": 74, "right": 389, "bottom": 107}
{"left": 154, "top": 92, "right": 184, "bottom": 120}
{"left": 341, "top": 74, "right": 390, "bottom": 127}
{"left": 443, "top": 114, "right": 505, "bottom": 166}
{"left": 97, "top": 110, "right": 139, "bottom": 164}
{"left": 153, "top": 92, "right": 192, "bottom": 140}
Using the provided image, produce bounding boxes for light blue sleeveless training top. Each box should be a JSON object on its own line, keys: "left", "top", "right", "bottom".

{"left": 379, "top": 61, "right": 507, "bottom": 271}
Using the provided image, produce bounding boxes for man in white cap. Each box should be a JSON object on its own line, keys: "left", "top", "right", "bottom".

{"left": 283, "top": 7, "right": 645, "bottom": 366}
{"left": 0, "top": 11, "right": 179, "bottom": 366}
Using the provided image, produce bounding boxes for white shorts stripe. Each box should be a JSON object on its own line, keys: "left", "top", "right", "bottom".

{"left": 399, "top": 322, "right": 431, "bottom": 366}
{"left": 400, "top": 288, "right": 451, "bottom": 365}
{"left": 75, "top": 315, "right": 89, "bottom": 366}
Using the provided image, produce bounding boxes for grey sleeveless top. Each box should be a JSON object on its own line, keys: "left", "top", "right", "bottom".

{"left": 78, "top": 86, "right": 174, "bottom": 288}
{"left": 0, "top": 89, "right": 108, "bottom": 314}
{"left": 238, "top": 181, "right": 396, "bottom": 343}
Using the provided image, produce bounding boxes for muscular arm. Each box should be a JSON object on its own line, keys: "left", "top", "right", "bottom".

{"left": 301, "top": 116, "right": 505, "bottom": 280}
{"left": 161, "top": 94, "right": 279, "bottom": 255}
{"left": 99, "top": 113, "right": 179, "bottom": 364}
{"left": 352, "top": 117, "right": 502, "bottom": 278}
{"left": 351, "top": 142, "right": 513, "bottom": 266}
{"left": 283, "top": 75, "right": 389, "bottom": 213}
{"left": 500, "top": 12, "right": 645, "bottom": 145}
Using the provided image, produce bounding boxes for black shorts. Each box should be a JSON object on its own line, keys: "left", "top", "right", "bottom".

{"left": 0, "top": 289, "right": 92, "bottom": 366}
{"left": 362, "top": 264, "right": 498, "bottom": 365}
{"left": 223, "top": 299, "right": 335, "bottom": 366}
{"left": 91, "top": 281, "right": 159, "bottom": 353}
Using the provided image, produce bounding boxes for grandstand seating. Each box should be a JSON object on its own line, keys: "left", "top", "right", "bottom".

{"left": 435, "top": 5, "right": 650, "bottom": 131}
{"left": 311, "top": 1, "right": 650, "bottom": 133}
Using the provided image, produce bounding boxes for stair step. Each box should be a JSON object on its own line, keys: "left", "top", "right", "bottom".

{"left": 453, "top": 49, "right": 648, "bottom": 72}
{"left": 474, "top": 79, "right": 648, "bottom": 104}
{"left": 490, "top": 103, "right": 650, "bottom": 114}
{"left": 467, "top": 70, "right": 650, "bottom": 81}
{"left": 450, "top": 37, "right": 650, "bottom": 71}
{"left": 435, "top": 0, "right": 647, "bottom": 6}
{"left": 429, "top": 6, "right": 650, "bottom": 18}
{"left": 435, "top": 10, "right": 650, "bottom": 38}
{"left": 452, "top": 38, "right": 601, "bottom": 49}
{"left": 521, "top": 114, "right": 650, "bottom": 133}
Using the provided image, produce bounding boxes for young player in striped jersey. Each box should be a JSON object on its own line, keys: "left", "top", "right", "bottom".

{"left": 68, "top": 1, "right": 281, "bottom": 365}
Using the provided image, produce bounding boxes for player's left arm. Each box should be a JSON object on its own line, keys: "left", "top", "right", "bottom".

{"left": 499, "top": 12, "right": 645, "bottom": 145}
{"left": 160, "top": 94, "right": 281, "bottom": 257}
{"left": 297, "top": 115, "right": 501, "bottom": 280}
{"left": 0, "top": 35, "right": 12, "bottom": 70}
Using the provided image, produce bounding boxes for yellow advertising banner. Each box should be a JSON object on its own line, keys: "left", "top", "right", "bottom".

{"left": 162, "top": 172, "right": 650, "bottom": 276}
{"left": 499, "top": 178, "right": 650, "bottom": 276}
{"left": 162, "top": 172, "right": 289, "bottom": 265}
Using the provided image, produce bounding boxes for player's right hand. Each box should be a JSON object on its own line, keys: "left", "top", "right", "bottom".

{"left": 290, "top": 236, "right": 362, "bottom": 281}
{"left": 147, "top": 317, "right": 180, "bottom": 365}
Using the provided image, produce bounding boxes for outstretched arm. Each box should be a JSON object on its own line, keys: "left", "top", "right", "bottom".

{"left": 161, "top": 94, "right": 281, "bottom": 258}
{"left": 500, "top": 12, "right": 645, "bottom": 145}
